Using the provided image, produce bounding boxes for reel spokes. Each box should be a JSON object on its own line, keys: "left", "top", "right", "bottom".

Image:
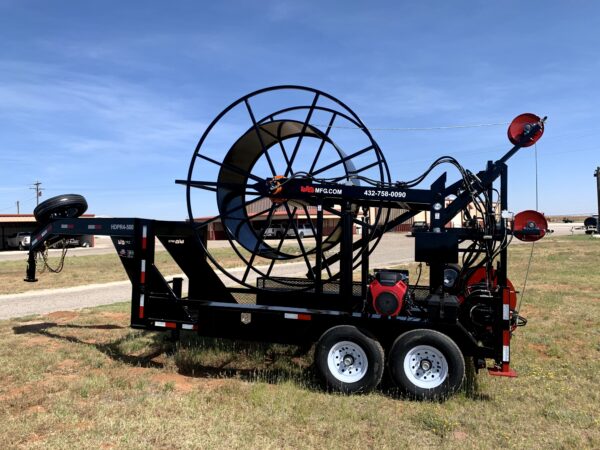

{"left": 183, "top": 86, "right": 390, "bottom": 290}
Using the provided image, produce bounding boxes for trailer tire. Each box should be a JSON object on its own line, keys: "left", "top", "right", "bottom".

{"left": 388, "top": 329, "right": 464, "bottom": 400}
{"left": 315, "top": 325, "right": 384, "bottom": 394}
{"left": 34, "top": 194, "right": 88, "bottom": 223}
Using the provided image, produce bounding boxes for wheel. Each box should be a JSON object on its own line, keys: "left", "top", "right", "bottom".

{"left": 34, "top": 194, "right": 88, "bottom": 223}
{"left": 315, "top": 325, "right": 384, "bottom": 394}
{"left": 18, "top": 242, "right": 23, "bottom": 251}
{"left": 388, "top": 329, "right": 465, "bottom": 400}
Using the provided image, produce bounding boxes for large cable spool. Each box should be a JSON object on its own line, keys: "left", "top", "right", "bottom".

{"left": 183, "top": 86, "right": 391, "bottom": 290}
{"left": 217, "top": 119, "right": 353, "bottom": 260}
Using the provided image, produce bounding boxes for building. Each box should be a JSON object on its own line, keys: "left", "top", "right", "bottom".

{"left": 197, "top": 199, "right": 345, "bottom": 240}
{"left": 0, "top": 214, "right": 95, "bottom": 250}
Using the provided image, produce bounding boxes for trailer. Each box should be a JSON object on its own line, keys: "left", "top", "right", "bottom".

{"left": 23, "top": 86, "right": 548, "bottom": 399}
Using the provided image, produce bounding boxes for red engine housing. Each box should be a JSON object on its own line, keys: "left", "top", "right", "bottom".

{"left": 370, "top": 278, "right": 408, "bottom": 316}
{"left": 462, "top": 267, "right": 517, "bottom": 310}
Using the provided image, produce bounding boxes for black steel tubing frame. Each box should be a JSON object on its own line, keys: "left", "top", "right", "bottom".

{"left": 23, "top": 215, "right": 485, "bottom": 356}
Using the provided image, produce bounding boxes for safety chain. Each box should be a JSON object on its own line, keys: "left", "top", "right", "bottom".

{"left": 36, "top": 240, "right": 69, "bottom": 274}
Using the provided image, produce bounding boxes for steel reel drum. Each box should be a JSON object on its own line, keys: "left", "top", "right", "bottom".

{"left": 183, "top": 86, "right": 391, "bottom": 289}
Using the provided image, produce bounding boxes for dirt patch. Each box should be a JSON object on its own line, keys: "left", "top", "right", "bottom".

{"left": 528, "top": 343, "right": 551, "bottom": 358}
{"left": 150, "top": 372, "right": 228, "bottom": 393}
{"left": 16, "top": 335, "right": 64, "bottom": 353}
{"left": 19, "top": 334, "right": 51, "bottom": 346}
{"left": 98, "top": 311, "right": 128, "bottom": 322}
{"left": 56, "top": 359, "right": 80, "bottom": 373}
{"left": 453, "top": 431, "right": 468, "bottom": 440}
{"left": 47, "top": 311, "right": 79, "bottom": 321}
{"left": 152, "top": 373, "right": 195, "bottom": 392}
{"left": 25, "top": 405, "right": 47, "bottom": 415}
{"left": 0, "top": 384, "right": 30, "bottom": 401}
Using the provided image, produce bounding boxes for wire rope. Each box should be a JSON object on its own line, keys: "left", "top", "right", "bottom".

{"left": 517, "top": 142, "right": 540, "bottom": 316}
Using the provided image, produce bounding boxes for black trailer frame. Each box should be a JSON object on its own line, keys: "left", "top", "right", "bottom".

{"left": 25, "top": 153, "right": 526, "bottom": 371}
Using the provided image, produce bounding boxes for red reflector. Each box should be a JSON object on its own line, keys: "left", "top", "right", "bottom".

{"left": 297, "top": 314, "right": 311, "bottom": 321}
{"left": 513, "top": 210, "right": 548, "bottom": 242}
{"left": 507, "top": 113, "right": 544, "bottom": 147}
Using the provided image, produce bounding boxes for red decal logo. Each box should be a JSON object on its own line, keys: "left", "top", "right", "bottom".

{"left": 300, "top": 185, "right": 315, "bottom": 193}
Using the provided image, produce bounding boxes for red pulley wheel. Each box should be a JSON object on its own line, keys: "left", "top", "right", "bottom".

{"left": 512, "top": 210, "right": 548, "bottom": 242}
{"left": 507, "top": 113, "right": 544, "bottom": 147}
{"left": 463, "top": 267, "right": 518, "bottom": 310}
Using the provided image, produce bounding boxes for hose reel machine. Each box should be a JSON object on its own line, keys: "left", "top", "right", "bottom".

{"left": 24, "top": 85, "right": 549, "bottom": 394}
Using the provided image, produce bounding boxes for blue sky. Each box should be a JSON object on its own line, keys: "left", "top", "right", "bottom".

{"left": 1, "top": 1, "right": 599, "bottom": 219}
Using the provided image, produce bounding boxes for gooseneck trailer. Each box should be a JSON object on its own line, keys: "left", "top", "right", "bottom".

{"left": 23, "top": 86, "right": 547, "bottom": 399}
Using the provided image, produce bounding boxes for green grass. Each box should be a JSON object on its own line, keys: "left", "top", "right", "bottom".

{"left": 0, "top": 244, "right": 301, "bottom": 295}
{"left": 0, "top": 235, "right": 599, "bottom": 448}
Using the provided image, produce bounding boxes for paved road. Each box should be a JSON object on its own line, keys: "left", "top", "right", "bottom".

{"left": 0, "top": 281, "right": 134, "bottom": 320}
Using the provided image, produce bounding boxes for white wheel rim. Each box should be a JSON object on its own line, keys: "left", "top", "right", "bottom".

{"left": 327, "top": 341, "right": 369, "bottom": 383}
{"left": 403, "top": 345, "right": 448, "bottom": 389}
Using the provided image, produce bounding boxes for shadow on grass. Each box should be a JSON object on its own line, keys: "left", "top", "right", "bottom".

{"left": 13, "top": 322, "right": 167, "bottom": 369}
{"left": 172, "top": 333, "right": 319, "bottom": 390}
{"left": 462, "top": 359, "right": 492, "bottom": 401}
{"left": 12, "top": 322, "right": 491, "bottom": 401}
{"left": 11, "top": 322, "right": 316, "bottom": 388}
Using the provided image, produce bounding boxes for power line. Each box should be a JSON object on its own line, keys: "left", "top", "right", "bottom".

{"left": 315, "top": 122, "right": 509, "bottom": 132}
{"left": 0, "top": 204, "right": 17, "bottom": 213}
{"left": 0, "top": 196, "right": 39, "bottom": 213}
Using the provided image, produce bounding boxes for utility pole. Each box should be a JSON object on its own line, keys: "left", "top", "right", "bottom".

{"left": 595, "top": 167, "right": 600, "bottom": 234}
{"left": 16, "top": 201, "right": 20, "bottom": 214}
{"left": 30, "top": 180, "right": 44, "bottom": 206}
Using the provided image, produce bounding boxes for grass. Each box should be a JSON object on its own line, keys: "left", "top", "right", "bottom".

{"left": 0, "top": 243, "right": 302, "bottom": 295}
{"left": 0, "top": 235, "right": 599, "bottom": 448}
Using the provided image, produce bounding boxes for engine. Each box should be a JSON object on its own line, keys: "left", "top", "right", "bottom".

{"left": 369, "top": 269, "right": 409, "bottom": 316}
